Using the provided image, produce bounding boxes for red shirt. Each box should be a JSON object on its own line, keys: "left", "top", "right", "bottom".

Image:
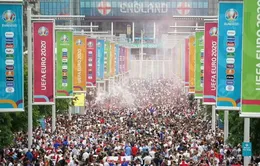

{"left": 132, "top": 146, "right": 138, "bottom": 156}
{"left": 180, "top": 161, "right": 189, "bottom": 166}
{"left": 100, "top": 118, "right": 105, "bottom": 124}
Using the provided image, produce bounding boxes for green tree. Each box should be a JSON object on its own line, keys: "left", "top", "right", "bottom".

{"left": 0, "top": 113, "right": 13, "bottom": 148}
{"left": 38, "top": 99, "right": 71, "bottom": 116}
{"left": 55, "top": 99, "right": 71, "bottom": 113}
{"left": 226, "top": 112, "right": 243, "bottom": 147}
{"left": 249, "top": 119, "right": 260, "bottom": 154}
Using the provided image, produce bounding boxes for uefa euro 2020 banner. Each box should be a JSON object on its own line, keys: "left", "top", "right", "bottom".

{"left": 122, "top": 47, "right": 126, "bottom": 73}
{"left": 119, "top": 46, "right": 123, "bottom": 74}
{"left": 0, "top": 4, "right": 24, "bottom": 112}
{"left": 185, "top": 38, "right": 189, "bottom": 88}
{"left": 126, "top": 48, "right": 130, "bottom": 72}
{"left": 110, "top": 43, "right": 116, "bottom": 77}
{"left": 195, "top": 32, "right": 204, "bottom": 99}
{"left": 104, "top": 41, "right": 111, "bottom": 79}
{"left": 125, "top": 47, "right": 128, "bottom": 73}
{"left": 86, "top": 38, "right": 97, "bottom": 86}
{"left": 33, "top": 22, "right": 54, "bottom": 104}
{"left": 203, "top": 23, "right": 218, "bottom": 105}
{"left": 216, "top": 2, "right": 243, "bottom": 110}
{"left": 73, "top": 36, "right": 86, "bottom": 92}
{"left": 116, "top": 44, "right": 120, "bottom": 75}
{"left": 241, "top": 0, "right": 260, "bottom": 117}
{"left": 97, "top": 40, "right": 105, "bottom": 81}
{"left": 188, "top": 36, "right": 195, "bottom": 94}
{"left": 56, "top": 31, "right": 73, "bottom": 98}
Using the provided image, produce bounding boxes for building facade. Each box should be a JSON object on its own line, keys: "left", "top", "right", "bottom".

{"left": 79, "top": 0, "right": 209, "bottom": 18}
{"left": 39, "top": 0, "right": 214, "bottom": 17}
{"left": 38, "top": 0, "right": 217, "bottom": 58}
{"left": 38, "top": 0, "right": 217, "bottom": 40}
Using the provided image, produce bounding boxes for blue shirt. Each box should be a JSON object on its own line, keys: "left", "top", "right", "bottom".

{"left": 26, "top": 151, "right": 33, "bottom": 161}
{"left": 121, "top": 161, "right": 129, "bottom": 166}
{"left": 160, "top": 132, "right": 164, "bottom": 140}
{"left": 125, "top": 146, "right": 132, "bottom": 156}
{"left": 63, "top": 140, "right": 69, "bottom": 146}
{"left": 54, "top": 142, "right": 60, "bottom": 149}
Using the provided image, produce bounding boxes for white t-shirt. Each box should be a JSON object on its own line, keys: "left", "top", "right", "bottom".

{"left": 149, "top": 150, "right": 156, "bottom": 159}
{"left": 103, "top": 162, "right": 109, "bottom": 166}
{"left": 82, "top": 152, "right": 89, "bottom": 161}
{"left": 143, "top": 155, "right": 152, "bottom": 164}
{"left": 8, "top": 162, "right": 14, "bottom": 166}
{"left": 198, "top": 145, "right": 204, "bottom": 154}
{"left": 68, "top": 160, "right": 76, "bottom": 166}
{"left": 183, "top": 151, "right": 190, "bottom": 158}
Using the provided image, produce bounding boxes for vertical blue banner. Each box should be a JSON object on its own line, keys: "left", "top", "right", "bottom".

{"left": 0, "top": 4, "right": 23, "bottom": 112}
{"left": 216, "top": 2, "right": 243, "bottom": 110}
{"left": 97, "top": 40, "right": 104, "bottom": 80}
{"left": 242, "top": 142, "right": 252, "bottom": 157}
{"left": 116, "top": 44, "right": 119, "bottom": 75}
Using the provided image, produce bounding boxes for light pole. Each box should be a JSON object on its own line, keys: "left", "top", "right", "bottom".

{"left": 27, "top": 6, "right": 33, "bottom": 149}
{"left": 244, "top": 118, "right": 250, "bottom": 165}
{"left": 139, "top": 30, "right": 144, "bottom": 78}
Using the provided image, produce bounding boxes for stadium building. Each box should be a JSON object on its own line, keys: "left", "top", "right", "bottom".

{"left": 37, "top": 0, "right": 217, "bottom": 38}
{"left": 32, "top": 0, "right": 218, "bottom": 78}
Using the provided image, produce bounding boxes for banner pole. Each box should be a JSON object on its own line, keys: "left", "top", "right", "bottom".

{"left": 139, "top": 30, "right": 144, "bottom": 78}
{"left": 104, "top": 80, "right": 107, "bottom": 92}
{"left": 52, "top": 103, "right": 56, "bottom": 133}
{"left": 224, "top": 110, "right": 229, "bottom": 144}
{"left": 27, "top": 6, "right": 33, "bottom": 149}
{"left": 68, "top": 103, "right": 72, "bottom": 121}
{"left": 244, "top": 118, "right": 250, "bottom": 166}
{"left": 212, "top": 105, "right": 216, "bottom": 135}
{"left": 122, "top": 74, "right": 124, "bottom": 85}
{"left": 52, "top": 19, "right": 56, "bottom": 134}
{"left": 197, "top": 99, "right": 200, "bottom": 112}
{"left": 163, "top": 48, "right": 165, "bottom": 79}
{"left": 96, "top": 83, "right": 99, "bottom": 94}
{"left": 151, "top": 60, "right": 154, "bottom": 79}
{"left": 108, "top": 78, "right": 111, "bottom": 93}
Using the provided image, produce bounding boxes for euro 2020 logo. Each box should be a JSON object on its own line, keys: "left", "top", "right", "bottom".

{"left": 225, "top": 8, "right": 238, "bottom": 22}
{"left": 76, "top": 39, "right": 82, "bottom": 45}
{"left": 88, "top": 41, "right": 93, "bottom": 48}
{"left": 2, "top": 10, "right": 16, "bottom": 23}
{"left": 199, "top": 35, "right": 204, "bottom": 45}
{"left": 38, "top": 26, "right": 49, "bottom": 36}
{"left": 61, "top": 35, "right": 69, "bottom": 42}
{"left": 209, "top": 27, "right": 218, "bottom": 36}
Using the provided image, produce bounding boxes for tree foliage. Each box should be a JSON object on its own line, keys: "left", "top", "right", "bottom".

{"left": 0, "top": 113, "right": 13, "bottom": 148}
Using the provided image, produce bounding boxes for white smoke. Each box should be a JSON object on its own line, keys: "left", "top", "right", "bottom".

{"left": 95, "top": 78, "right": 136, "bottom": 108}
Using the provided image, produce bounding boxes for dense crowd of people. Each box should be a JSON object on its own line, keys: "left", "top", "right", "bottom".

{"left": 0, "top": 78, "right": 249, "bottom": 165}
